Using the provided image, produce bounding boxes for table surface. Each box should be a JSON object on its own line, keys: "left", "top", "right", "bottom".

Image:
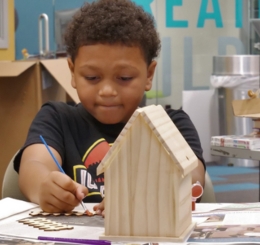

{"left": 2, "top": 199, "right": 260, "bottom": 244}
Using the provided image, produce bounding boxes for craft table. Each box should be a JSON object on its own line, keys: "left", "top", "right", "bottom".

{"left": 0, "top": 197, "right": 227, "bottom": 245}
{"left": 3, "top": 198, "right": 260, "bottom": 244}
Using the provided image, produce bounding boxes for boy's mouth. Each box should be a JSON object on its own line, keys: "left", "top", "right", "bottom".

{"left": 98, "top": 103, "right": 121, "bottom": 107}
{"left": 97, "top": 104, "right": 122, "bottom": 110}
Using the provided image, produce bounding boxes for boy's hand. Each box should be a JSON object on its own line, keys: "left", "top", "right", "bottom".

{"left": 38, "top": 171, "right": 88, "bottom": 213}
{"left": 94, "top": 199, "right": 105, "bottom": 217}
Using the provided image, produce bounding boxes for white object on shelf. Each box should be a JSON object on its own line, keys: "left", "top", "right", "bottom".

{"left": 211, "top": 134, "right": 260, "bottom": 150}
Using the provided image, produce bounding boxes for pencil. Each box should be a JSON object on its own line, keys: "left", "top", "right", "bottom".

{"left": 39, "top": 135, "right": 87, "bottom": 212}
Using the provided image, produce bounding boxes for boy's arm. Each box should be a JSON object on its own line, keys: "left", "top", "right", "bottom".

{"left": 19, "top": 144, "right": 88, "bottom": 212}
{"left": 19, "top": 143, "right": 61, "bottom": 203}
{"left": 191, "top": 159, "right": 205, "bottom": 187}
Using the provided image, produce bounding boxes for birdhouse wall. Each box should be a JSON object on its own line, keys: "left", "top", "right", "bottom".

{"left": 104, "top": 116, "right": 184, "bottom": 238}
{"left": 172, "top": 172, "right": 192, "bottom": 236}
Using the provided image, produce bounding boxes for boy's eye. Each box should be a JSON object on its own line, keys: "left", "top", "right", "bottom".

{"left": 85, "top": 76, "right": 98, "bottom": 81}
{"left": 119, "top": 77, "right": 133, "bottom": 81}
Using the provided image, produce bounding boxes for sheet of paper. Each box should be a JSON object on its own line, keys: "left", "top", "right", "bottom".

{"left": 193, "top": 203, "right": 260, "bottom": 215}
{"left": 192, "top": 217, "right": 209, "bottom": 225}
{"left": 223, "top": 212, "right": 260, "bottom": 225}
{"left": 192, "top": 203, "right": 230, "bottom": 214}
{"left": 0, "top": 198, "right": 38, "bottom": 221}
{"left": 0, "top": 209, "right": 104, "bottom": 240}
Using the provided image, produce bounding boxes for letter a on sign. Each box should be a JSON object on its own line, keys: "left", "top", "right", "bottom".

{"left": 197, "top": 0, "right": 223, "bottom": 28}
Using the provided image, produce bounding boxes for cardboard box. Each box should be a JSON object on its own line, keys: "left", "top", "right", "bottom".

{"left": 0, "top": 59, "right": 79, "bottom": 198}
{"left": 232, "top": 98, "right": 260, "bottom": 118}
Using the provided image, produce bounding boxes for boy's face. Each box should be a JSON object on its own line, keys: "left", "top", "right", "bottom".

{"left": 68, "top": 44, "right": 156, "bottom": 124}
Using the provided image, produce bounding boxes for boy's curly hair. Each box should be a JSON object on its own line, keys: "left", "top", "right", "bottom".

{"left": 64, "top": 0, "right": 161, "bottom": 65}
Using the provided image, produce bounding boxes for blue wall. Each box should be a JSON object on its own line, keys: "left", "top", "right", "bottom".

{"left": 15, "top": 0, "right": 53, "bottom": 60}
{"left": 15, "top": 0, "right": 94, "bottom": 60}
{"left": 15, "top": 0, "right": 153, "bottom": 60}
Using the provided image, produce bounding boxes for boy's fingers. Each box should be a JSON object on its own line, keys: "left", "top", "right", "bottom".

{"left": 40, "top": 197, "right": 74, "bottom": 213}
{"left": 94, "top": 209, "right": 101, "bottom": 215}
{"left": 50, "top": 172, "right": 88, "bottom": 206}
{"left": 51, "top": 172, "right": 75, "bottom": 191}
{"left": 75, "top": 183, "right": 89, "bottom": 201}
{"left": 51, "top": 172, "right": 87, "bottom": 197}
{"left": 93, "top": 199, "right": 105, "bottom": 216}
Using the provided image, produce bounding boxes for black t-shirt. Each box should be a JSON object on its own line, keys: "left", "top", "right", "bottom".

{"left": 14, "top": 102, "right": 205, "bottom": 203}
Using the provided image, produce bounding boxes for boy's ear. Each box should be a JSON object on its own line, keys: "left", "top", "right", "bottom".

{"left": 67, "top": 58, "right": 76, "bottom": 88}
{"left": 145, "top": 60, "right": 157, "bottom": 91}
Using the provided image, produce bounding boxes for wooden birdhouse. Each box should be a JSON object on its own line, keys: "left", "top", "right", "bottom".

{"left": 97, "top": 105, "right": 198, "bottom": 242}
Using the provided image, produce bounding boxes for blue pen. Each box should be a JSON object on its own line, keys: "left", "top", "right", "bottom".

{"left": 40, "top": 135, "right": 87, "bottom": 211}
{"left": 38, "top": 236, "right": 111, "bottom": 245}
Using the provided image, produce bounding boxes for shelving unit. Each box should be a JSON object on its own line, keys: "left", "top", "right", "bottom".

{"left": 211, "top": 145, "right": 260, "bottom": 163}
{"left": 211, "top": 0, "right": 260, "bottom": 166}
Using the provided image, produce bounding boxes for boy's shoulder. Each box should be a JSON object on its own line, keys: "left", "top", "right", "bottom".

{"left": 166, "top": 108, "right": 189, "bottom": 119}
{"left": 39, "top": 101, "right": 93, "bottom": 126}
{"left": 165, "top": 108, "right": 195, "bottom": 131}
{"left": 38, "top": 101, "right": 85, "bottom": 124}
{"left": 41, "top": 101, "right": 80, "bottom": 115}
{"left": 42, "top": 101, "right": 77, "bottom": 110}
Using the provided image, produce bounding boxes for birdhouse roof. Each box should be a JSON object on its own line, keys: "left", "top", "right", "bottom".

{"left": 97, "top": 105, "right": 198, "bottom": 177}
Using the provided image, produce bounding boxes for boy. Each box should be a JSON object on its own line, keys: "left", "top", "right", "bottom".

{"left": 14, "top": 0, "right": 205, "bottom": 214}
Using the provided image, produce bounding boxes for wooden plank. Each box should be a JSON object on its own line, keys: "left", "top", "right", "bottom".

{"left": 146, "top": 123, "right": 160, "bottom": 236}
{"left": 129, "top": 116, "right": 141, "bottom": 235}
{"left": 105, "top": 155, "right": 120, "bottom": 235}
{"left": 157, "top": 145, "right": 174, "bottom": 237}
{"left": 117, "top": 141, "right": 131, "bottom": 235}
{"left": 131, "top": 120, "right": 149, "bottom": 236}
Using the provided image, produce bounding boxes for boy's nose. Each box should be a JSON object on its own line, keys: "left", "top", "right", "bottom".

{"left": 98, "top": 83, "right": 117, "bottom": 97}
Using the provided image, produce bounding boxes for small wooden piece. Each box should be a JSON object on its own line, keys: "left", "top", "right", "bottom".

{"left": 29, "top": 210, "right": 95, "bottom": 217}
{"left": 97, "top": 105, "right": 198, "bottom": 242}
{"left": 29, "top": 210, "right": 42, "bottom": 216}
{"left": 18, "top": 217, "right": 74, "bottom": 231}
{"left": 75, "top": 212, "right": 85, "bottom": 216}
{"left": 64, "top": 212, "right": 73, "bottom": 216}
{"left": 53, "top": 213, "right": 61, "bottom": 216}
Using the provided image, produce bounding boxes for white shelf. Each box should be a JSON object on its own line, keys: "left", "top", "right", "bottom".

{"left": 211, "top": 145, "right": 260, "bottom": 161}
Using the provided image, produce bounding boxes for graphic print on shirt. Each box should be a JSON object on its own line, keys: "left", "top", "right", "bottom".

{"left": 73, "top": 138, "right": 110, "bottom": 201}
